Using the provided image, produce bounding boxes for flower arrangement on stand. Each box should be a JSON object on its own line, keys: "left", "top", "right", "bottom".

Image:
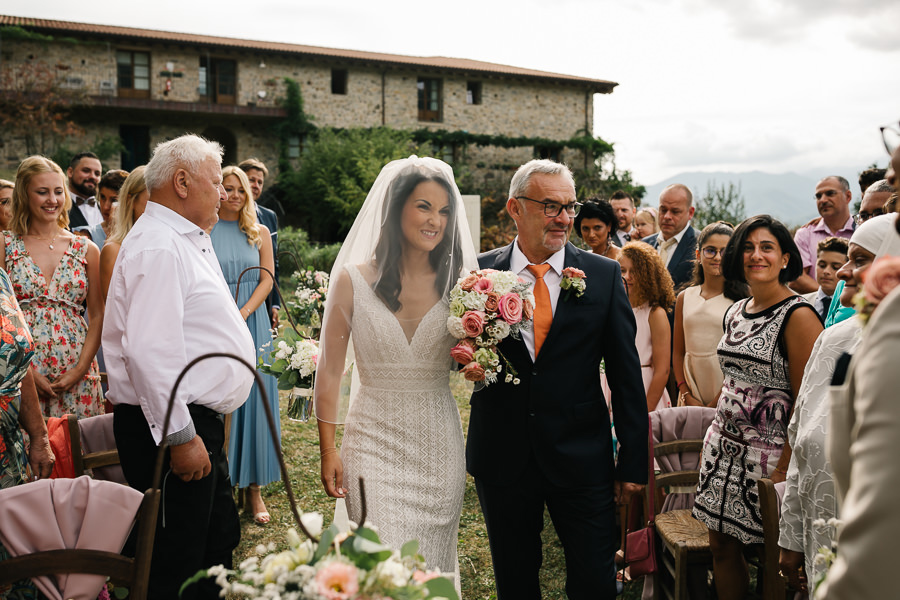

{"left": 285, "top": 269, "right": 330, "bottom": 337}
{"left": 182, "top": 513, "right": 459, "bottom": 600}
{"left": 259, "top": 325, "right": 319, "bottom": 422}
{"left": 447, "top": 269, "right": 534, "bottom": 385}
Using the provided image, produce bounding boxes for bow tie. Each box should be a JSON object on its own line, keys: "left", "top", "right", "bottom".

{"left": 75, "top": 197, "right": 96, "bottom": 207}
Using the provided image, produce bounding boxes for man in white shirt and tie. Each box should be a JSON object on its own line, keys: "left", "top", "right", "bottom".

{"left": 642, "top": 184, "right": 699, "bottom": 290}
{"left": 103, "top": 135, "right": 255, "bottom": 600}
{"left": 66, "top": 152, "right": 104, "bottom": 229}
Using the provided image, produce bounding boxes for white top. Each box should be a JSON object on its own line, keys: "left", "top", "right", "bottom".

{"left": 509, "top": 238, "right": 565, "bottom": 362}
{"left": 102, "top": 202, "right": 255, "bottom": 445}
{"left": 659, "top": 222, "right": 691, "bottom": 268}
{"left": 70, "top": 191, "right": 104, "bottom": 226}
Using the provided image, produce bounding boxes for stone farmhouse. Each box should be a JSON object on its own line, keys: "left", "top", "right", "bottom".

{"left": 0, "top": 15, "right": 616, "bottom": 184}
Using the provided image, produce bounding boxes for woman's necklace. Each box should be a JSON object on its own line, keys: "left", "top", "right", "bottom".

{"left": 28, "top": 228, "right": 62, "bottom": 250}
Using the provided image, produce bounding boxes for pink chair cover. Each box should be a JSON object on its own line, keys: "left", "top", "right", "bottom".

{"left": 78, "top": 413, "right": 127, "bottom": 484}
{"left": 650, "top": 406, "right": 717, "bottom": 513}
{"left": 0, "top": 475, "right": 143, "bottom": 600}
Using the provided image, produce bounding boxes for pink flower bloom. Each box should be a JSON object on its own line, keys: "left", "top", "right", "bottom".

{"left": 473, "top": 277, "right": 493, "bottom": 293}
{"left": 458, "top": 273, "right": 480, "bottom": 291}
{"left": 412, "top": 570, "right": 441, "bottom": 583}
{"left": 483, "top": 292, "right": 500, "bottom": 313}
{"left": 450, "top": 339, "right": 476, "bottom": 365}
{"left": 522, "top": 299, "right": 534, "bottom": 321}
{"left": 497, "top": 293, "right": 523, "bottom": 324}
{"left": 461, "top": 361, "right": 486, "bottom": 382}
{"left": 315, "top": 562, "right": 359, "bottom": 600}
{"left": 562, "top": 267, "right": 586, "bottom": 279}
{"left": 461, "top": 310, "right": 486, "bottom": 337}
{"left": 863, "top": 256, "right": 900, "bottom": 306}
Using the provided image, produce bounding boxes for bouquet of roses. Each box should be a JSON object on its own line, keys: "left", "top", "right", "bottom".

{"left": 286, "top": 268, "right": 330, "bottom": 332}
{"left": 447, "top": 269, "right": 534, "bottom": 385}
{"left": 183, "top": 512, "right": 459, "bottom": 600}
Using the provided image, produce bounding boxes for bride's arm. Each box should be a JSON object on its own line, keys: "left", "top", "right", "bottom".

{"left": 315, "top": 268, "right": 354, "bottom": 498}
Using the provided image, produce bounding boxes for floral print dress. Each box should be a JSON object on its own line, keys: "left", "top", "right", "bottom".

{"left": 4, "top": 233, "right": 102, "bottom": 419}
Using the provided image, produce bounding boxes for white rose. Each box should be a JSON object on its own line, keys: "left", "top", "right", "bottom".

{"left": 376, "top": 555, "right": 411, "bottom": 587}
{"left": 299, "top": 512, "right": 324, "bottom": 537}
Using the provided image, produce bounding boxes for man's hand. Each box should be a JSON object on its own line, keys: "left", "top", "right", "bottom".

{"left": 614, "top": 480, "right": 645, "bottom": 506}
{"left": 778, "top": 548, "right": 807, "bottom": 592}
{"left": 169, "top": 435, "right": 211, "bottom": 482}
{"left": 271, "top": 307, "right": 280, "bottom": 330}
{"left": 28, "top": 433, "right": 55, "bottom": 480}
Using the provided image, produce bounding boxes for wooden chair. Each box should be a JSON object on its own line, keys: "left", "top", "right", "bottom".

{"left": 67, "top": 413, "right": 126, "bottom": 484}
{"left": 0, "top": 480, "right": 159, "bottom": 600}
{"left": 752, "top": 478, "right": 793, "bottom": 600}
{"left": 651, "top": 406, "right": 717, "bottom": 600}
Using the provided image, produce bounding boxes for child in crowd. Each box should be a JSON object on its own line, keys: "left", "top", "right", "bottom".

{"left": 803, "top": 236, "right": 848, "bottom": 319}
{"left": 633, "top": 207, "right": 659, "bottom": 240}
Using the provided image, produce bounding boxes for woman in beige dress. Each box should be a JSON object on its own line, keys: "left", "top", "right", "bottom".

{"left": 674, "top": 221, "right": 748, "bottom": 407}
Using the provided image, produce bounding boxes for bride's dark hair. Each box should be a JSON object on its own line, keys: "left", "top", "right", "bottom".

{"left": 373, "top": 166, "right": 463, "bottom": 312}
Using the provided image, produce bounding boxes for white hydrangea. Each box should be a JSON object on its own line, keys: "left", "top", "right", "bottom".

{"left": 374, "top": 554, "right": 411, "bottom": 587}
{"left": 488, "top": 270, "right": 518, "bottom": 295}
{"left": 459, "top": 290, "right": 487, "bottom": 311}
{"left": 447, "top": 316, "right": 467, "bottom": 339}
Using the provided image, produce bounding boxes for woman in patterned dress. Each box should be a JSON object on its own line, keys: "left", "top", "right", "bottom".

{"left": 692, "top": 215, "right": 822, "bottom": 600}
{"left": 1, "top": 156, "right": 103, "bottom": 419}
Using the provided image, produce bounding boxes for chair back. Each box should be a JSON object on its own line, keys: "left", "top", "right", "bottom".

{"left": 68, "top": 413, "right": 126, "bottom": 484}
{"left": 650, "top": 406, "right": 716, "bottom": 514}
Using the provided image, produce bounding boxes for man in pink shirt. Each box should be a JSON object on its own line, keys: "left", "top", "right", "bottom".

{"left": 791, "top": 176, "right": 854, "bottom": 293}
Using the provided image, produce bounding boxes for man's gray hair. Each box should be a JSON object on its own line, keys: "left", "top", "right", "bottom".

{"left": 820, "top": 175, "right": 851, "bottom": 193}
{"left": 144, "top": 135, "right": 224, "bottom": 192}
{"left": 509, "top": 159, "right": 575, "bottom": 200}
{"left": 865, "top": 179, "right": 895, "bottom": 194}
{"left": 659, "top": 183, "right": 694, "bottom": 207}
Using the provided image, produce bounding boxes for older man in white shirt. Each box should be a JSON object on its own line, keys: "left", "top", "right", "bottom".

{"left": 103, "top": 134, "right": 255, "bottom": 600}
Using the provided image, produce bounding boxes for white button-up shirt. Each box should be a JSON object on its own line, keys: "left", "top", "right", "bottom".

{"left": 509, "top": 238, "right": 566, "bottom": 362}
{"left": 103, "top": 202, "right": 255, "bottom": 445}
{"left": 70, "top": 191, "right": 104, "bottom": 226}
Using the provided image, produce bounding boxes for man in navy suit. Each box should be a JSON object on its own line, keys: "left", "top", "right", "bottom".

{"left": 467, "top": 160, "right": 648, "bottom": 600}
{"left": 66, "top": 152, "right": 103, "bottom": 230}
{"left": 238, "top": 158, "right": 280, "bottom": 329}
{"left": 641, "top": 183, "right": 699, "bottom": 290}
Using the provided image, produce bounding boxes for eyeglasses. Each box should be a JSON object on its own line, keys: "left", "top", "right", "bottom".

{"left": 881, "top": 122, "right": 900, "bottom": 156}
{"left": 701, "top": 246, "right": 725, "bottom": 259}
{"left": 855, "top": 209, "right": 885, "bottom": 225}
{"left": 516, "top": 196, "right": 582, "bottom": 217}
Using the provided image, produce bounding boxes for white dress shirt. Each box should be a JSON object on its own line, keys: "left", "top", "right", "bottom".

{"left": 659, "top": 222, "right": 692, "bottom": 268}
{"left": 509, "top": 238, "right": 566, "bottom": 362}
{"left": 103, "top": 202, "right": 255, "bottom": 445}
{"left": 70, "top": 191, "right": 104, "bottom": 226}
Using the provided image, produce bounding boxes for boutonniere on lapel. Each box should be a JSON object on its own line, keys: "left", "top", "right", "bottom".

{"left": 560, "top": 267, "right": 587, "bottom": 300}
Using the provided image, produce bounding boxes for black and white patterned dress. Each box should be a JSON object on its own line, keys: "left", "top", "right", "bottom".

{"left": 693, "top": 295, "right": 815, "bottom": 544}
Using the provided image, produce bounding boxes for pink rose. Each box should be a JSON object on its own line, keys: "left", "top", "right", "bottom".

{"left": 458, "top": 273, "right": 480, "bottom": 291}
{"left": 461, "top": 310, "right": 486, "bottom": 337}
{"left": 473, "top": 277, "right": 493, "bottom": 293}
{"left": 863, "top": 256, "right": 900, "bottom": 306}
{"left": 315, "top": 561, "right": 359, "bottom": 600}
{"left": 412, "top": 570, "right": 441, "bottom": 583}
{"left": 497, "top": 293, "right": 523, "bottom": 324}
{"left": 450, "top": 339, "right": 476, "bottom": 365}
{"left": 522, "top": 298, "right": 534, "bottom": 321}
{"left": 462, "top": 361, "right": 486, "bottom": 382}
{"left": 562, "top": 267, "right": 586, "bottom": 279}
{"left": 483, "top": 292, "right": 500, "bottom": 313}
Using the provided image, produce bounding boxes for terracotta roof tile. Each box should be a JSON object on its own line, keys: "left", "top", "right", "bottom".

{"left": 0, "top": 14, "right": 617, "bottom": 92}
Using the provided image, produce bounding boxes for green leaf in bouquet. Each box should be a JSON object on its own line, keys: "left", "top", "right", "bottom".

{"left": 354, "top": 526, "right": 382, "bottom": 543}
{"left": 282, "top": 326, "right": 301, "bottom": 343}
{"left": 400, "top": 539, "right": 420, "bottom": 559}
{"left": 424, "top": 576, "right": 460, "bottom": 600}
{"left": 271, "top": 358, "right": 288, "bottom": 372}
{"left": 276, "top": 375, "right": 295, "bottom": 390}
{"left": 287, "top": 370, "right": 299, "bottom": 385}
{"left": 312, "top": 524, "right": 339, "bottom": 564}
{"left": 179, "top": 569, "right": 209, "bottom": 597}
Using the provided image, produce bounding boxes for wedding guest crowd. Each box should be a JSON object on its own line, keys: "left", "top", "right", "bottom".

{"left": 1, "top": 121, "right": 899, "bottom": 600}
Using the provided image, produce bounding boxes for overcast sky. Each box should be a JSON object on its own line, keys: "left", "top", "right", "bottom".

{"left": 11, "top": 0, "right": 900, "bottom": 187}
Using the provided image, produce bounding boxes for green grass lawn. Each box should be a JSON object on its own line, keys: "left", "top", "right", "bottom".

{"left": 235, "top": 376, "right": 644, "bottom": 599}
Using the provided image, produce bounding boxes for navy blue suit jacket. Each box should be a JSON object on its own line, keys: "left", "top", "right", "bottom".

{"left": 642, "top": 226, "right": 699, "bottom": 290}
{"left": 256, "top": 205, "right": 279, "bottom": 309}
{"left": 465, "top": 242, "right": 648, "bottom": 488}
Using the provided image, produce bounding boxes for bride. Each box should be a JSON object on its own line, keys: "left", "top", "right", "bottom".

{"left": 314, "top": 156, "right": 478, "bottom": 585}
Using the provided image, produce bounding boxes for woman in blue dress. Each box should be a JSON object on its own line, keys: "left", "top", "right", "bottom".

{"left": 211, "top": 165, "right": 278, "bottom": 525}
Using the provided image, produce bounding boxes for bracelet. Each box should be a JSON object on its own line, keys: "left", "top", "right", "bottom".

{"left": 320, "top": 448, "right": 339, "bottom": 458}
{"left": 774, "top": 466, "right": 787, "bottom": 474}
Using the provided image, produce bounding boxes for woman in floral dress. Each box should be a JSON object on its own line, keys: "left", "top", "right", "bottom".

{"left": 692, "top": 215, "right": 821, "bottom": 600}
{"left": 1, "top": 156, "right": 103, "bottom": 419}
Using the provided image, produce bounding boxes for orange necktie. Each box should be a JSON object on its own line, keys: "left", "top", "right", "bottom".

{"left": 526, "top": 263, "right": 552, "bottom": 358}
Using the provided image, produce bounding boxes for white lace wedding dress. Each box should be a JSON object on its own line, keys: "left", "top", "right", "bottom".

{"left": 340, "top": 265, "right": 465, "bottom": 585}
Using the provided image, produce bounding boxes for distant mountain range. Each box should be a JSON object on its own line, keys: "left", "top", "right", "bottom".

{"left": 642, "top": 170, "right": 863, "bottom": 228}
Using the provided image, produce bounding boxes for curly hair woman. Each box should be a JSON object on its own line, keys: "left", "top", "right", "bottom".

{"left": 618, "top": 241, "right": 676, "bottom": 411}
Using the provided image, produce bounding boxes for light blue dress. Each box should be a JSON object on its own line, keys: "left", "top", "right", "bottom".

{"left": 210, "top": 218, "right": 280, "bottom": 488}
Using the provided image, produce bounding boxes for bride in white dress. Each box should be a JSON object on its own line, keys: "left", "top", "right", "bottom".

{"left": 314, "top": 156, "right": 478, "bottom": 587}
